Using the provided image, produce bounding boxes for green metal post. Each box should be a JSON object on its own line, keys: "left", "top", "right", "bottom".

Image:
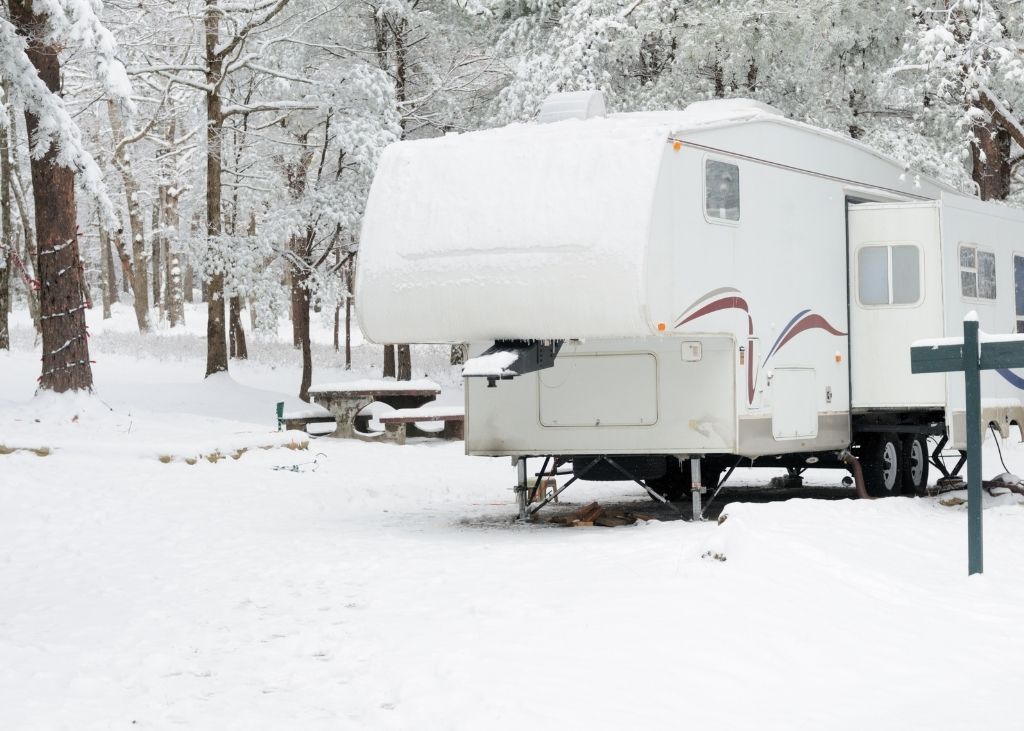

{"left": 963, "top": 319, "right": 983, "bottom": 575}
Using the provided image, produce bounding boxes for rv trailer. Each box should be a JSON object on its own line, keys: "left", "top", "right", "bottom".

{"left": 356, "top": 93, "right": 1024, "bottom": 511}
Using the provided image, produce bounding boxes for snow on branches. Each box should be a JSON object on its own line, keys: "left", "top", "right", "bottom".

{"left": 1, "top": 0, "right": 134, "bottom": 228}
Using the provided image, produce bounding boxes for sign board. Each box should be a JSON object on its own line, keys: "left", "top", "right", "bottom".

{"left": 911, "top": 317, "right": 1024, "bottom": 575}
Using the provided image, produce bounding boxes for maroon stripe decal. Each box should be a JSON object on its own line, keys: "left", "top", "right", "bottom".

{"left": 747, "top": 338, "right": 755, "bottom": 404}
{"left": 677, "top": 296, "right": 749, "bottom": 328}
{"left": 772, "top": 314, "right": 846, "bottom": 354}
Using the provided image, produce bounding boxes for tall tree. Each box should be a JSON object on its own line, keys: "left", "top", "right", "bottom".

{"left": 8, "top": 2, "right": 91, "bottom": 390}
{"left": 3, "top": 0, "right": 132, "bottom": 389}
{"left": 0, "top": 84, "right": 11, "bottom": 350}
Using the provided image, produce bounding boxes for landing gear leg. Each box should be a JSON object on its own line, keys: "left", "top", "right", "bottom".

{"left": 515, "top": 457, "right": 528, "bottom": 521}
{"left": 690, "top": 457, "right": 704, "bottom": 522}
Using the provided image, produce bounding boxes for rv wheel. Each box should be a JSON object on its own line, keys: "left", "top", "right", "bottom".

{"left": 900, "top": 434, "right": 929, "bottom": 496}
{"left": 858, "top": 433, "right": 903, "bottom": 497}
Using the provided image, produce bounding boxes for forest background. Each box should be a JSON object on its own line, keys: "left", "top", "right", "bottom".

{"left": 3, "top": 0, "right": 1024, "bottom": 397}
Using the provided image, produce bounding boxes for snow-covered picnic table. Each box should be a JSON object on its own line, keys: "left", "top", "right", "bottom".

{"left": 308, "top": 379, "right": 442, "bottom": 438}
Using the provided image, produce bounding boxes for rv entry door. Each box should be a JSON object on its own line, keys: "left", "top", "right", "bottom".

{"left": 847, "top": 202, "right": 945, "bottom": 409}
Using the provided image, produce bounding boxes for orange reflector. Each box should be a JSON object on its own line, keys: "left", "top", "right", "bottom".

{"left": 835, "top": 353, "right": 843, "bottom": 363}
{"left": 672, "top": 141, "right": 682, "bottom": 151}
{"left": 657, "top": 322, "right": 667, "bottom": 332}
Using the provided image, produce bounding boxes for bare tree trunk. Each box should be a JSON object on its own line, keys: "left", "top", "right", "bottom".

{"left": 229, "top": 295, "right": 248, "bottom": 359}
{"left": 204, "top": 0, "right": 228, "bottom": 377}
{"left": 184, "top": 213, "right": 198, "bottom": 304}
{"left": 105, "top": 226, "right": 119, "bottom": 304}
{"left": 162, "top": 121, "right": 185, "bottom": 328}
{"left": 295, "top": 270, "right": 312, "bottom": 401}
{"left": 0, "top": 109, "right": 11, "bottom": 349}
{"left": 107, "top": 101, "right": 151, "bottom": 332}
{"left": 99, "top": 226, "right": 113, "bottom": 319}
{"left": 971, "top": 122, "right": 1011, "bottom": 201}
{"left": 9, "top": 137, "right": 40, "bottom": 331}
{"left": 168, "top": 253, "right": 185, "bottom": 328}
{"left": 397, "top": 344, "right": 411, "bottom": 380}
{"left": 450, "top": 344, "right": 469, "bottom": 365}
{"left": 21, "top": 234, "right": 40, "bottom": 331}
{"left": 11, "top": 0, "right": 93, "bottom": 391}
{"left": 344, "top": 257, "right": 352, "bottom": 370}
{"left": 375, "top": 11, "right": 414, "bottom": 381}
{"left": 151, "top": 195, "right": 162, "bottom": 318}
{"left": 290, "top": 264, "right": 301, "bottom": 348}
{"left": 333, "top": 304, "right": 340, "bottom": 351}
{"left": 0, "top": 256, "right": 8, "bottom": 350}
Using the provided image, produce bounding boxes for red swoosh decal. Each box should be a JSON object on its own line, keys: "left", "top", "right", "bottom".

{"left": 772, "top": 314, "right": 846, "bottom": 353}
{"left": 677, "top": 296, "right": 749, "bottom": 328}
{"left": 747, "top": 338, "right": 755, "bottom": 404}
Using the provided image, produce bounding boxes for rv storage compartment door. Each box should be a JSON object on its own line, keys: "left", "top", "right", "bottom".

{"left": 540, "top": 353, "right": 658, "bottom": 427}
{"left": 771, "top": 368, "right": 817, "bottom": 439}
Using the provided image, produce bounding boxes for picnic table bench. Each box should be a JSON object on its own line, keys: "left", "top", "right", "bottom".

{"left": 378, "top": 406, "right": 465, "bottom": 445}
{"left": 276, "top": 402, "right": 336, "bottom": 433}
{"left": 309, "top": 379, "right": 441, "bottom": 439}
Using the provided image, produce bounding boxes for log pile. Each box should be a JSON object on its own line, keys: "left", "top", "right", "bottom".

{"left": 547, "top": 502, "right": 657, "bottom": 527}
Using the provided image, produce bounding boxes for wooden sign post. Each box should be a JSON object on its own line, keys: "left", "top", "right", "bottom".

{"left": 911, "top": 316, "right": 1024, "bottom": 575}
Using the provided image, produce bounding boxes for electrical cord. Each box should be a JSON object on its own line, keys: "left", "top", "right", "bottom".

{"left": 989, "top": 424, "right": 1011, "bottom": 476}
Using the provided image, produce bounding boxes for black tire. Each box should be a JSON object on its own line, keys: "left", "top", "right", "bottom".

{"left": 645, "top": 459, "right": 722, "bottom": 502}
{"left": 858, "top": 432, "right": 903, "bottom": 497}
{"left": 901, "top": 434, "right": 930, "bottom": 496}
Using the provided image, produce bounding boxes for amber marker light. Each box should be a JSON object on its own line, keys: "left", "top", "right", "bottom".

{"left": 657, "top": 322, "right": 667, "bottom": 332}
{"left": 835, "top": 352, "right": 843, "bottom": 363}
{"left": 672, "top": 141, "right": 682, "bottom": 151}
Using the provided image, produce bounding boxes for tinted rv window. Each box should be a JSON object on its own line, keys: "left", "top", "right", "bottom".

{"left": 857, "top": 244, "right": 921, "bottom": 306}
{"left": 959, "top": 243, "right": 996, "bottom": 300}
{"left": 705, "top": 160, "right": 739, "bottom": 221}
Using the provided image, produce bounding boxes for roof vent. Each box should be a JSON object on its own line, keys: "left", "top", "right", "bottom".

{"left": 537, "top": 90, "right": 606, "bottom": 124}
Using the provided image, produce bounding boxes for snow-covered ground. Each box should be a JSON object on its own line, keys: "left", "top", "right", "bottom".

{"left": 2, "top": 305, "right": 1024, "bottom": 729}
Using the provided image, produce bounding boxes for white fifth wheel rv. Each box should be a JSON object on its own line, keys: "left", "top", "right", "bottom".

{"left": 356, "top": 92, "right": 1024, "bottom": 508}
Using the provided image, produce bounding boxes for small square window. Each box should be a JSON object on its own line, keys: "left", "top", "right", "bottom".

{"left": 960, "top": 243, "right": 995, "bottom": 300}
{"left": 857, "top": 244, "right": 922, "bottom": 306}
{"left": 705, "top": 160, "right": 739, "bottom": 221}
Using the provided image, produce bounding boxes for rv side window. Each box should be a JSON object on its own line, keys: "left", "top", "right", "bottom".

{"left": 1015, "top": 255, "right": 1024, "bottom": 333}
{"left": 705, "top": 160, "right": 739, "bottom": 221}
{"left": 857, "top": 244, "right": 920, "bottom": 306}
{"left": 960, "top": 243, "right": 996, "bottom": 300}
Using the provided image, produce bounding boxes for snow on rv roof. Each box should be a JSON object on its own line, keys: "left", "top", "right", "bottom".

{"left": 356, "top": 106, "right": 707, "bottom": 343}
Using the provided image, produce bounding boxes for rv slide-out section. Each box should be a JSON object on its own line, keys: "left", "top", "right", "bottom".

{"left": 848, "top": 196, "right": 1024, "bottom": 450}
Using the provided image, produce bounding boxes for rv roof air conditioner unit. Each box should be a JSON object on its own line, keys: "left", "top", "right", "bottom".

{"left": 537, "top": 90, "right": 606, "bottom": 124}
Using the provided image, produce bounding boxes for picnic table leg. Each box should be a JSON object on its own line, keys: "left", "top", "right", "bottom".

{"left": 321, "top": 396, "right": 373, "bottom": 438}
{"left": 442, "top": 420, "right": 465, "bottom": 440}
{"left": 382, "top": 422, "right": 407, "bottom": 445}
